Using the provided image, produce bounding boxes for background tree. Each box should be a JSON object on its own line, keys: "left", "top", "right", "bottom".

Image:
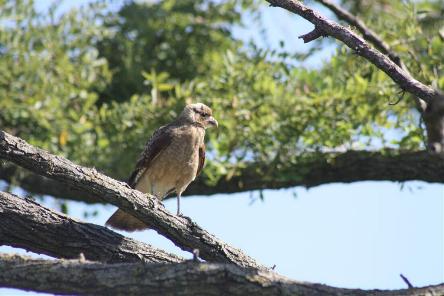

{"left": 2, "top": 0, "right": 443, "bottom": 196}
{"left": 0, "top": 0, "right": 443, "bottom": 294}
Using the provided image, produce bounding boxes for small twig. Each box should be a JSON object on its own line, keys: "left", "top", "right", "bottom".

{"left": 299, "top": 27, "right": 328, "bottom": 43}
{"left": 389, "top": 90, "right": 406, "bottom": 105}
{"left": 271, "top": 264, "right": 277, "bottom": 270}
{"left": 400, "top": 274, "right": 414, "bottom": 289}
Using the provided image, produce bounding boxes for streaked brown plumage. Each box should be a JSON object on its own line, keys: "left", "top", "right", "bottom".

{"left": 106, "top": 103, "right": 218, "bottom": 231}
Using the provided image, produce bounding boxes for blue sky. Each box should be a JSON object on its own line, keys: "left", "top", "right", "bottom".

{"left": 1, "top": 181, "right": 442, "bottom": 294}
{"left": 1, "top": 0, "right": 443, "bottom": 294}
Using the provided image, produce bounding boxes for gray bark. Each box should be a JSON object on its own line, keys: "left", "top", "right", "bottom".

{"left": 0, "top": 191, "right": 182, "bottom": 264}
{"left": 1, "top": 131, "right": 443, "bottom": 295}
{"left": 266, "top": 0, "right": 444, "bottom": 154}
{"left": 266, "top": 0, "right": 441, "bottom": 103}
{"left": 313, "top": 0, "right": 403, "bottom": 68}
{"left": 1, "top": 254, "right": 443, "bottom": 296}
{"left": 0, "top": 130, "right": 265, "bottom": 270}
{"left": 0, "top": 163, "right": 101, "bottom": 203}
{"left": 2, "top": 150, "right": 443, "bottom": 204}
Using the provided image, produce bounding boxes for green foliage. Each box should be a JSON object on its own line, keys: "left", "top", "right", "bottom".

{"left": 1, "top": 0, "right": 443, "bottom": 189}
{"left": 0, "top": 0, "right": 111, "bottom": 164}
{"left": 96, "top": 0, "right": 252, "bottom": 102}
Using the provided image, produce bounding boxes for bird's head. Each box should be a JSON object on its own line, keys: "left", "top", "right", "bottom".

{"left": 180, "top": 103, "right": 218, "bottom": 129}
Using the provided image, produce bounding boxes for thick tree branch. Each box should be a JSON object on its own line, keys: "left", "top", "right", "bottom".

{"left": 0, "top": 130, "right": 265, "bottom": 270}
{"left": 0, "top": 191, "right": 182, "bottom": 264}
{"left": 1, "top": 254, "right": 443, "bottom": 296}
{"left": 190, "top": 150, "right": 444, "bottom": 194}
{"left": 266, "top": 0, "right": 444, "bottom": 153}
{"left": 2, "top": 150, "right": 443, "bottom": 204}
{"left": 0, "top": 163, "right": 100, "bottom": 203}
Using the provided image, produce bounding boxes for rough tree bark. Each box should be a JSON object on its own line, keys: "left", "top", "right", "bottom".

{"left": 1, "top": 254, "right": 443, "bottom": 296}
{"left": 0, "top": 191, "right": 182, "bottom": 264}
{"left": 1, "top": 131, "right": 443, "bottom": 295}
{"left": 2, "top": 150, "right": 443, "bottom": 204}
{"left": 266, "top": 0, "right": 444, "bottom": 154}
{"left": 0, "top": 130, "right": 265, "bottom": 270}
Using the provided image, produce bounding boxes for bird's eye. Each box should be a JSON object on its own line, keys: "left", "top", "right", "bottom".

{"left": 202, "top": 113, "right": 208, "bottom": 118}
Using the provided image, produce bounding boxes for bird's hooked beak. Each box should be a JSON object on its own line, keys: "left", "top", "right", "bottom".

{"left": 207, "top": 116, "right": 218, "bottom": 128}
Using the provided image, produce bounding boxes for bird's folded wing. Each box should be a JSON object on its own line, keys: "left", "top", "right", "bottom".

{"left": 196, "top": 144, "right": 205, "bottom": 177}
{"left": 127, "top": 125, "right": 173, "bottom": 188}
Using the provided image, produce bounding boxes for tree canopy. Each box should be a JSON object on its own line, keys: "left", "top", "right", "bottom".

{"left": 0, "top": 0, "right": 443, "bottom": 195}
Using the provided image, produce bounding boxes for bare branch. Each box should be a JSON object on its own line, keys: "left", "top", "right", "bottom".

{"left": 266, "top": 0, "right": 442, "bottom": 104}
{"left": 0, "top": 130, "right": 265, "bottom": 270}
{"left": 0, "top": 191, "right": 182, "bottom": 264}
{"left": 299, "top": 27, "right": 328, "bottom": 43}
{"left": 1, "top": 254, "right": 443, "bottom": 296}
{"left": 400, "top": 274, "right": 415, "bottom": 289}
{"left": 2, "top": 150, "right": 444, "bottom": 204}
{"left": 265, "top": 0, "right": 444, "bottom": 153}
{"left": 313, "top": 0, "right": 403, "bottom": 68}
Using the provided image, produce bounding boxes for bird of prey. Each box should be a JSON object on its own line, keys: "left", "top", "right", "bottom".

{"left": 105, "top": 103, "right": 218, "bottom": 231}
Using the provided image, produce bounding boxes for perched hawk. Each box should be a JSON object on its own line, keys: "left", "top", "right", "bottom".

{"left": 106, "top": 103, "right": 218, "bottom": 231}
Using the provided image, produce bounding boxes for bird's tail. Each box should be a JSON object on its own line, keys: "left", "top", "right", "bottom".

{"left": 105, "top": 209, "right": 148, "bottom": 232}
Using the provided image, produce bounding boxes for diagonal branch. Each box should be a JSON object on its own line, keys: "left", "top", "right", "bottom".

{"left": 265, "top": 0, "right": 444, "bottom": 153}
{"left": 0, "top": 191, "right": 182, "bottom": 264}
{"left": 266, "top": 0, "right": 441, "bottom": 103}
{"left": 0, "top": 163, "right": 100, "bottom": 203}
{"left": 0, "top": 130, "right": 265, "bottom": 270}
{"left": 2, "top": 150, "right": 444, "bottom": 204}
{"left": 1, "top": 254, "right": 443, "bottom": 296}
{"left": 400, "top": 274, "right": 415, "bottom": 289}
{"left": 313, "top": 0, "right": 403, "bottom": 68}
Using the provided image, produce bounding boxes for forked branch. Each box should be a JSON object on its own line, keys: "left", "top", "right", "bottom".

{"left": 0, "top": 130, "right": 265, "bottom": 270}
